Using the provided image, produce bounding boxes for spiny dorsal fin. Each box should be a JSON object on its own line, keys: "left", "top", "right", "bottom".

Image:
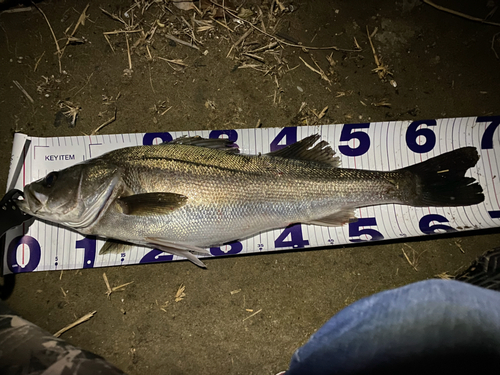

{"left": 167, "top": 136, "right": 239, "bottom": 153}
{"left": 118, "top": 192, "right": 187, "bottom": 216}
{"left": 266, "top": 134, "right": 340, "bottom": 167}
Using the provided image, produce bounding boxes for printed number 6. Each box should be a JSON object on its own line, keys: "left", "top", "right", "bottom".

{"left": 405, "top": 120, "right": 437, "bottom": 153}
{"left": 338, "top": 123, "right": 371, "bottom": 157}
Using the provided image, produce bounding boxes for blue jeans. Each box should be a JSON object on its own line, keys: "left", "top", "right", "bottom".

{"left": 286, "top": 279, "right": 500, "bottom": 375}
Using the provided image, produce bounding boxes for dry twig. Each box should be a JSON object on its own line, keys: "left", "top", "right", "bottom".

{"left": 92, "top": 108, "right": 117, "bottom": 135}
{"left": 210, "top": 1, "right": 361, "bottom": 52}
{"left": 243, "top": 308, "right": 262, "bottom": 321}
{"left": 299, "top": 56, "right": 331, "bottom": 84}
{"left": 32, "top": 3, "right": 62, "bottom": 73}
{"left": 401, "top": 243, "right": 427, "bottom": 271}
{"left": 102, "top": 271, "right": 133, "bottom": 298}
{"left": 13, "top": 80, "right": 34, "bottom": 103}
{"left": 423, "top": 0, "right": 500, "bottom": 27}
{"left": 53, "top": 311, "right": 96, "bottom": 337}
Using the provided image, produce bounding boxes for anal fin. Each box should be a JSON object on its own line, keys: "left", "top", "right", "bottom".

{"left": 99, "top": 239, "right": 134, "bottom": 255}
{"left": 307, "top": 209, "right": 357, "bottom": 227}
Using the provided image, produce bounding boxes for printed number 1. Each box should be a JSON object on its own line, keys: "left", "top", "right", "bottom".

{"left": 75, "top": 236, "right": 96, "bottom": 268}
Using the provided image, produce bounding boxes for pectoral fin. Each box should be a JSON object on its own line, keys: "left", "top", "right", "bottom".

{"left": 146, "top": 237, "right": 210, "bottom": 268}
{"left": 118, "top": 193, "right": 187, "bottom": 216}
{"left": 307, "top": 209, "right": 357, "bottom": 227}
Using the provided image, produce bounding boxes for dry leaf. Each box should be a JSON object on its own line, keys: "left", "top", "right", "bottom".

{"left": 175, "top": 284, "right": 186, "bottom": 302}
{"left": 173, "top": 0, "right": 195, "bottom": 11}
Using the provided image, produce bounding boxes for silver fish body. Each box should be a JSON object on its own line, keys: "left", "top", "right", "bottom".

{"left": 18, "top": 135, "right": 484, "bottom": 266}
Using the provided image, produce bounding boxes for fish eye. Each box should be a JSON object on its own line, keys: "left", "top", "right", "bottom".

{"left": 43, "top": 171, "right": 59, "bottom": 188}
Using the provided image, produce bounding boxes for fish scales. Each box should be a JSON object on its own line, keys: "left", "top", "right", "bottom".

{"left": 89, "top": 144, "right": 409, "bottom": 247}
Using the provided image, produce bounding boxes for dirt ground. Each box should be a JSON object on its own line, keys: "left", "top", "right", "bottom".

{"left": 1, "top": 0, "right": 500, "bottom": 374}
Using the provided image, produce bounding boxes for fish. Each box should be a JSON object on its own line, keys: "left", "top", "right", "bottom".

{"left": 17, "top": 134, "right": 484, "bottom": 267}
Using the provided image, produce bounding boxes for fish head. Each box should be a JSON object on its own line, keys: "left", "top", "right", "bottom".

{"left": 18, "top": 160, "right": 120, "bottom": 229}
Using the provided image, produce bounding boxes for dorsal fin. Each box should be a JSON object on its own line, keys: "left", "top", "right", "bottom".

{"left": 266, "top": 134, "right": 340, "bottom": 167}
{"left": 167, "top": 136, "right": 239, "bottom": 153}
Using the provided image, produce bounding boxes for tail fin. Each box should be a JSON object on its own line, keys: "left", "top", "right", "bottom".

{"left": 401, "top": 147, "right": 484, "bottom": 207}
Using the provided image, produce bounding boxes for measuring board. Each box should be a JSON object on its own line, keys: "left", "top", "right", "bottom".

{"left": 3, "top": 116, "right": 500, "bottom": 274}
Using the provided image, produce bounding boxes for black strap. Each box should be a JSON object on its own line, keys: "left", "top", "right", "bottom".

{"left": 0, "top": 189, "right": 32, "bottom": 237}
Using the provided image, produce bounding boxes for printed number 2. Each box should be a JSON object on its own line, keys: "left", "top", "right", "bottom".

{"left": 477, "top": 116, "right": 500, "bottom": 149}
{"left": 338, "top": 123, "right": 371, "bottom": 156}
{"left": 349, "top": 218, "right": 384, "bottom": 242}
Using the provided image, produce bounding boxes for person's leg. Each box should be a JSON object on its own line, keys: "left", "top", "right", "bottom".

{"left": 286, "top": 279, "right": 500, "bottom": 375}
{"left": 0, "top": 301, "right": 125, "bottom": 375}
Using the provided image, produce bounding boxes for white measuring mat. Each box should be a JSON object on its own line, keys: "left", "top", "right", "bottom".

{"left": 3, "top": 116, "right": 500, "bottom": 274}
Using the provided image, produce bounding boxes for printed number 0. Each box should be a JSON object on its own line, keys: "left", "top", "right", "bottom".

{"left": 7, "top": 235, "right": 42, "bottom": 273}
{"left": 405, "top": 120, "right": 437, "bottom": 153}
{"left": 143, "top": 132, "right": 173, "bottom": 145}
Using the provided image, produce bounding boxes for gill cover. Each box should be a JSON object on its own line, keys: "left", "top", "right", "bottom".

{"left": 20, "top": 160, "right": 120, "bottom": 230}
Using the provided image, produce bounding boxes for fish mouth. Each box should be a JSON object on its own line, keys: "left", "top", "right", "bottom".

{"left": 21, "top": 187, "right": 43, "bottom": 215}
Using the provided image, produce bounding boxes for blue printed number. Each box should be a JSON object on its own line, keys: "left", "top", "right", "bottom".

{"left": 75, "top": 236, "right": 96, "bottom": 268}
{"left": 348, "top": 218, "right": 384, "bottom": 242}
{"left": 478, "top": 116, "right": 500, "bottom": 150}
{"left": 140, "top": 249, "right": 174, "bottom": 264}
{"left": 419, "top": 214, "right": 457, "bottom": 234}
{"left": 209, "top": 129, "right": 238, "bottom": 142}
{"left": 210, "top": 241, "right": 243, "bottom": 256}
{"left": 270, "top": 127, "right": 297, "bottom": 152}
{"left": 143, "top": 132, "right": 173, "bottom": 145}
{"left": 274, "top": 224, "right": 309, "bottom": 249}
{"left": 488, "top": 211, "right": 500, "bottom": 219}
{"left": 338, "top": 123, "right": 371, "bottom": 156}
{"left": 7, "top": 235, "right": 42, "bottom": 273}
{"left": 405, "top": 120, "right": 437, "bottom": 153}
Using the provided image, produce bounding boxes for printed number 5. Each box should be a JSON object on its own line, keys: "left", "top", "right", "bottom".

{"left": 338, "top": 123, "right": 371, "bottom": 157}
{"left": 349, "top": 218, "right": 384, "bottom": 242}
